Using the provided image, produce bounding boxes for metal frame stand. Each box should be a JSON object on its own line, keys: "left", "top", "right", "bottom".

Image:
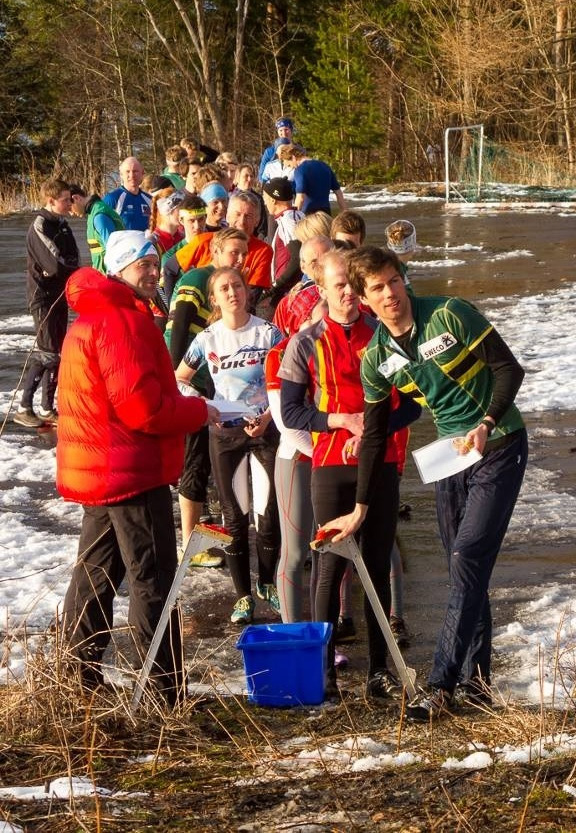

{"left": 130, "top": 523, "right": 232, "bottom": 712}
{"left": 311, "top": 533, "right": 417, "bottom": 699}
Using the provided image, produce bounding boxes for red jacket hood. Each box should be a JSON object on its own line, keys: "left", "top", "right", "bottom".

{"left": 66, "top": 267, "right": 149, "bottom": 316}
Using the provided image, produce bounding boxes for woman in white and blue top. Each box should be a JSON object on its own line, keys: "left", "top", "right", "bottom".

{"left": 176, "top": 267, "right": 283, "bottom": 624}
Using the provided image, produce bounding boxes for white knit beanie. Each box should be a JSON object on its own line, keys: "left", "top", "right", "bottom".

{"left": 104, "top": 231, "right": 158, "bottom": 275}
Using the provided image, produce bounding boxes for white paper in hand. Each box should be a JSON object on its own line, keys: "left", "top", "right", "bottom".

{"left": 205, "top": 399, "right": 257, "bottom": 420}
{"left": 412, "top": 436, "right": 482, "bottom": 484}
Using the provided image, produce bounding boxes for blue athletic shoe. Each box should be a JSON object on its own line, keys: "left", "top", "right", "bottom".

{"left": 255, "top": 582, "right": 281, "bottom": 615}
{"left": 230, "top": 595, "right": 255, "bottom": 625}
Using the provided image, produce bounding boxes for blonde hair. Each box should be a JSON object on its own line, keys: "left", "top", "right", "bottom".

{"left": 216, "top": 151, "right": 239, "bottom": 166}
{"left": 283, "top": 144, "right": 306, "bottom": 161}
{"left": 210, "top": 227, "right": 249, "bottom": 254}
{"left": 294, "top": 211, "right": 333, "bottom": 242}
{"left": 165, "top": 144, "right": 188, "bottom": 164}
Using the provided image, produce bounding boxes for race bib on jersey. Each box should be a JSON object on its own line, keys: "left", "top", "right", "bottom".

{"left": 377, "top": 353, "right": 411, "bottom": 378}
{"left": 418, "top": 332, "right": 457, "bottom": 360}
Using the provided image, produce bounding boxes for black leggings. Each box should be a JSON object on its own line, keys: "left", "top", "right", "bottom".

{"left": 311, "top": 463, "right": 399, "bottom": 677}
{"left": 209, "top": 424, "right": 280, "bottom": 598}
{"left": 21, "top": 300, "right": 68, "bottom": 411}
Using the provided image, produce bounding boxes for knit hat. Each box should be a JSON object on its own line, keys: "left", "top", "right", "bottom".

{"left": 284, "top": 284, "right": 322, "bottom": 336}
{"left": 275, "top": 117, "right": 294, "bottom": 130}
{"left": 199, "top": 183, "right": 229, "bottom": 204}
{"left": 157, "top": 190, "right": 185, "bottom": 216}
{"left": 263, "top": 177, "right": 294, "bottom": 202}
{"left": 274, "top": 137, "right": 291, "bottom": 150}
{"left": 148, "top": 175, "right": 173, "bottom": 194}
{"left": 104, "top": 231, "right": 158, "bottom": 275}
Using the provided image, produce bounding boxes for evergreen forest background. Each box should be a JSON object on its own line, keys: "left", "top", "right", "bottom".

{"left": 1, "top": 0, "right": 575, "bottom": 193}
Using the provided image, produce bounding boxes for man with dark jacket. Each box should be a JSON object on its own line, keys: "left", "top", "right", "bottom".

{"left": 13, "top": 178, "right": 79, "bottom": 428}
{"left": 57, "top": 230, "right": 217, "bottom": 704}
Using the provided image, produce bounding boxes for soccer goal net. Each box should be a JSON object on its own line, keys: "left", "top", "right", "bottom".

{"left": 444, "top": 124, "right": 484, "bottom": 203}
{"left": 444, "top": 126, "right": 573, "bottom": 203}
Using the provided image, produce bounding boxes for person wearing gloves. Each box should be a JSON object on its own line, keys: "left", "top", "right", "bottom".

{"left": 57, "top": 230, "right": 218, "bottom": 706}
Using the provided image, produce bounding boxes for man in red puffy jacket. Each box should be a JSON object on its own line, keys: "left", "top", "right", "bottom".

{"left": 57, "top": 230, "right": 218, "bottom": 705}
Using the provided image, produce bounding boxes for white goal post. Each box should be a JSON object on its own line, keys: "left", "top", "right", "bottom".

{"left": 444, "top": 124, "right": 484, "bottom": 203}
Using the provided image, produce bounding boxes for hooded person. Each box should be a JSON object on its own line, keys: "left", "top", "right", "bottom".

{"left": 57, "top": 230, "right": 218, "bottom": 705}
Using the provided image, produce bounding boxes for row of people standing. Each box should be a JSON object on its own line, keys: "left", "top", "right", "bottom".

{"left": 15, "top": 121, "right": 526, "bottom": 718}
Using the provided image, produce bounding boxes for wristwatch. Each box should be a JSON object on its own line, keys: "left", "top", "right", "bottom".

{"left": 480, "top": 418, "right": 495, "bottom": 436}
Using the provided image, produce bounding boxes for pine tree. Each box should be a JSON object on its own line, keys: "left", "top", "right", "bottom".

{"left": 293, "top": 3, "right": 385, "bottom": 183}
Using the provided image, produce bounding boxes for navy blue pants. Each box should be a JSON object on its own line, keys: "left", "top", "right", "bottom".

{"left": 429, "top": 429, "right": 528, "bottom": 693}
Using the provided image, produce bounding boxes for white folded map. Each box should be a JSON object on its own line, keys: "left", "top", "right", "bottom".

{"left": 412, "top": 436, "right": 483, "bottom": 484}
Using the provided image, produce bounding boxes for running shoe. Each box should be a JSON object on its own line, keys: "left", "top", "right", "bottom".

{"left": 406, "top": 688, "right": 454, "bottom": 721}
{"left": 454, "top": 682, "right": 493, "bottom": 708}
{"left": 334, "top": 651, "right": 349, "bottom": 669}
{"left": 177, "top": 547, "right": 224, "bottom": 568}
{"left": 366, "top": 669, "right": 401, "bottom": 700}
{"left": 324, "top": 676, "right": 340, "bottom": 701}
{"left": 189, "top": 550, "right": 224, "bottom": 568}
{"left": 13, "top": 407, "right": 43, "bottom": 428}
{"left": 390, "top": 615, "right": 410, "bottom": 649}
{"left": 255, "top": 581, "right": 281, "bottom": 614}
{"left": 336, "top": 616, "right": 356, "bottom": 644}
{"left": 230, "top": 595, "right": 255, "bottom": 625}
{"left": 38, "top": 407, "right": 59, "bottom": 424}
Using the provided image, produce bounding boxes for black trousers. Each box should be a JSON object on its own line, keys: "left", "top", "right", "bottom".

{"left": 62, "top": 485, "right": 183, "bottom": 704}
{"left": 209, "top": 423, "right": 280, "bottom": 598}
{"left": 311, "top": 463, "right": 399, "bottom": 678}
{"left": 21, "top": 300, "right": 68, "bottom": 411}
{"left": 179, "top": 426, "right": 211, "bottom": 503}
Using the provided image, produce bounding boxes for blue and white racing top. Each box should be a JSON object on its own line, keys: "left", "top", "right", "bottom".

{"left": 183, "top": 315, "right": 282, "bottom": 415}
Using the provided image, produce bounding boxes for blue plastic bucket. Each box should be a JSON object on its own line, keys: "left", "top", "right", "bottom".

{"left": 236, "top": 622, "right": 332, "bottom": 707}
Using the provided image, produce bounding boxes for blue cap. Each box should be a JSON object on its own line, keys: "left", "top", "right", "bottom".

{"left": 275, "top": 117, "right": 294, "bottom": 130}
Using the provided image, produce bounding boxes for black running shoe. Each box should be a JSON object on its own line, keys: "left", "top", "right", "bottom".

{"left": 366, "top": 669, "right": 401, "bottom": 700}
{"left": 398, "top": 502, "right": 412, "bottom": 520}
{"left": 406, "top": 688, "right": 454, "bottom": 721}
{"left": 454, "top": 683, "right": 493, "bottom": 708}
{"left": 336, "top": 616, "right": 356, "bottom": 644}
{"left": 390, "top": 616, "right": 410, "bottom": 649}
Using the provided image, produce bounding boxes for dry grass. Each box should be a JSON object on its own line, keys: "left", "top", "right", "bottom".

{"left": 0, "top": 182, "right": 39, "bottom": 215}
{"left": 2, "top": 637, "right": 576, "bottom": 832}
